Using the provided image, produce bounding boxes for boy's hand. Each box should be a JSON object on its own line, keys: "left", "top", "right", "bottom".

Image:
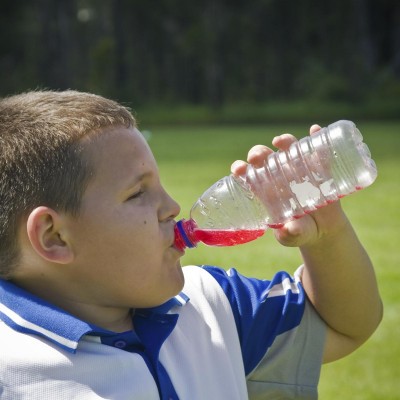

{"left": 230, "top": 124, "right": 348, "bottom": 248}
{"left": 233, "top": 124, "right": 382, "bottom": 363}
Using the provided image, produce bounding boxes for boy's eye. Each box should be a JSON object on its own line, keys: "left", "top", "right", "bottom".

{"left": 127, "top": 190, "right": 144, "bottom": 200}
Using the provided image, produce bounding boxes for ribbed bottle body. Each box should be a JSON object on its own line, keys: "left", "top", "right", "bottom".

{"left": 244, "top": 120, "right": 377, "bottom": 227}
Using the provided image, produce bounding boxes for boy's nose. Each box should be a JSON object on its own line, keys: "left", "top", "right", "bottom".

{"left": 159, "top": 189, "right": 181, "bottom": 222}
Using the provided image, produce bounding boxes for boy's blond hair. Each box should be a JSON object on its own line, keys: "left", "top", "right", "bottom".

{"left": 0, "top": 90, "right": 135, "bottom": 279}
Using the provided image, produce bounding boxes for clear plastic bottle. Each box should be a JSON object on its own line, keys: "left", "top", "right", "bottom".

{"left": 174, "top": 120, "right": 377, "bottom": 250}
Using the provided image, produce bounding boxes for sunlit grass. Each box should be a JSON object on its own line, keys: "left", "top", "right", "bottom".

{"left": 146, "top": 120, "right": 399, "bottom": 399}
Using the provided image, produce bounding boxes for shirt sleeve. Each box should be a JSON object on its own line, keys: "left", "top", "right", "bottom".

{"left": 202, "top": 265, "right": 326, "bottom": 398}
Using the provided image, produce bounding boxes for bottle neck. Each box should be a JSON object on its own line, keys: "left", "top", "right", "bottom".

{"left": 174, "top": 219, "right": 198, "bottom": 250}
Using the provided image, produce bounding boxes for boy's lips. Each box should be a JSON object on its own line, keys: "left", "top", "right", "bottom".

{"left": 170, "top": 223, "right": 178, "bottom": 246}
{"left": 170, "top": 222, "right": 185, "bottom": 253}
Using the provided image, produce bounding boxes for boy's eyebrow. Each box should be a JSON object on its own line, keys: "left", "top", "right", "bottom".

{"left": 125, "top": 171, "right": 153, "bottom": 188}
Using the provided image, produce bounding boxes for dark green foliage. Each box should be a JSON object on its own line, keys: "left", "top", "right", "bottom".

{"left": 0, "top": 0, "right": 399, "bottom": 119}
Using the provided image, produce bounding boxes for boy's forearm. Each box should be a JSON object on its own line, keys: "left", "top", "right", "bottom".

{"left": 300, "top": 213, "right": 383, "bottom": 347}
{"left": 231, "top": 125, "right": 382, "bottom": 354}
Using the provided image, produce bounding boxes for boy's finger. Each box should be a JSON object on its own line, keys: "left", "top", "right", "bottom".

{"left": 231, "top": 160, "right": 248, "bottom": 175}
{"left": 271, "top": 133, "right": 297, "bottom": 151}
{"left": 247, "top": 145, "right": 273, "bottom": 168}
{"left": 310, "top": 124, "right": 321, "bottom": 135}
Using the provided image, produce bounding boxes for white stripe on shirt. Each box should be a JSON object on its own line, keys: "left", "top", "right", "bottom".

{"left": 0, "top": 303, "right": 77, "bottom": 350}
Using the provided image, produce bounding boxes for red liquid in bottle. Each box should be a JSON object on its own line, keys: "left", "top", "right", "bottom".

{"left": 194, "top": 228, "right": 265, "bottom": 246}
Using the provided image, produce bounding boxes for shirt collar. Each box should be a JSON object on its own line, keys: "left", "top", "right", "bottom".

{"left": 0, "top": 279, "right": 189, "bottom": 353}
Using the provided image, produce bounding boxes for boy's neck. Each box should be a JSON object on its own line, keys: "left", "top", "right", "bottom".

{"left": 12, "top": 276, "right": 135, "bottom": 333}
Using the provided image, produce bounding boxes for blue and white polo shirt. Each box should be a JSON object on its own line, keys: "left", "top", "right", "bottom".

{"left": 0, "top": 265, "right": 326, "bottom": 399}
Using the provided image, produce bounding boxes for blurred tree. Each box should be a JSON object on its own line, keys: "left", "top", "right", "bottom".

{"left": 36, "top": 0, "right": 77, "bottom": 89}
{"left": 0, "top": 0, "right": 398, "bottom": 109}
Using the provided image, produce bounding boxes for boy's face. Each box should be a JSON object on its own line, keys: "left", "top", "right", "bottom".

{"left": 66, "top": 127, "right": 184, "bottom": 309}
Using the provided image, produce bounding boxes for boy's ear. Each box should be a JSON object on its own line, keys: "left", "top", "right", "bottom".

{"left": 26, "top": 206, "right": 74, "bottom": 264}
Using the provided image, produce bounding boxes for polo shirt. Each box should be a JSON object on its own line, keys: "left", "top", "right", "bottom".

{"left": 0, "top": 265, "right": 326, "bottom": 399}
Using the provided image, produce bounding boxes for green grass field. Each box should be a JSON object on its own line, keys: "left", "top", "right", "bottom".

{"left": 146, "top": 120, "right": 399, "bottom": 399}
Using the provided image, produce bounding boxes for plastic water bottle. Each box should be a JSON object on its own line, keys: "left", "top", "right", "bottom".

{"left": 174, "top": 120, "right": 377, "bottom": 250}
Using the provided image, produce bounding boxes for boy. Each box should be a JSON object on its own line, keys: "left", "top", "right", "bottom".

{"left": 0, "top": 90, "right": 382, "bottom": 399}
